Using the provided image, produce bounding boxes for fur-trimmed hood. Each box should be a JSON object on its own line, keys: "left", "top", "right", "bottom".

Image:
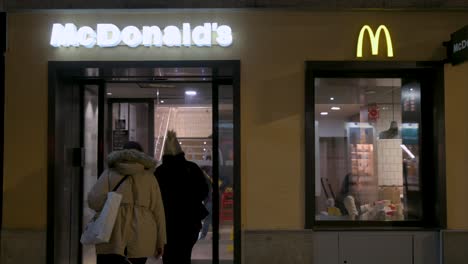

{"left": 107, "top": 149, "right": 157, "bottom": 175}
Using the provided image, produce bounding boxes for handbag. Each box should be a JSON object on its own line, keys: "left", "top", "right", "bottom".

{"left": 80, "top": 173, "right": 130, "bottom": 245}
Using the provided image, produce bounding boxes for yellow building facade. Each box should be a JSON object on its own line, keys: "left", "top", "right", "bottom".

{"left": 2, "top": 10, "right": 468, "bottom": 263}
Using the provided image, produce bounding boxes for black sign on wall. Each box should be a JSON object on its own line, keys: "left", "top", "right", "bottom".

{"left": 113, "top": 130, "right": 129, "bottom": 150}
{"left": 450, "top": 25, "right": 468, "bottom": 65}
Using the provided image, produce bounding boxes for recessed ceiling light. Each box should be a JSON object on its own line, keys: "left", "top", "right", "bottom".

{"left": 160, "top": 100, "right": 164, "bottom": 103}
{"left": 410, "top": 88, "right": 414, "bottom": 91}
{"left": 320, "top": 112, "right": 329, "bottom": 116}
{"left": 203, "top": 148, "right": 206, "bottom": 151}
{"left": 330, "top": 97, "right": 335, "bottom": 101}
{"left": 143, "top": 83, "right": 175, "bottom": 89}
{"left": 331, "top": 106, "right": 341, "bottom": 111}
{"left": 204, "top": 142, "right": 207, "bottom": 145}
{"left": 107, "top": 92, "right": 112, "bottom": 95}
{"left": 185, "top": 90, "right": 197, "bottom": 96}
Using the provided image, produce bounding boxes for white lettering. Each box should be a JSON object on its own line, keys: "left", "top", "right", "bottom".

{"left": 454, "top": 40, "right": 468, "bottom": 53}
{"left": 192, "top": 23, "right": 212, "bottom": 47}
{"left": 50, "top": 22, "right": 233, "bottom": 48}
{"left": 121, "top": 26, "right": 143, "bottom": 48}
{"left": 77, "top": 26, "right": 97, "bottom": 48}
{"left": 163, "top": 26, "right": 182, "bottom": 47}
{"left": 63, "top": 23, "right": 79, "bottom": 47}
{"left": 142, "top": 26, "right": 163, "bottom": 47}
{"left": 216, "top": 25, "right": 233, "bottom": 47}
{"left": 50, "top": 24, "right": 65, "bottom": 47}
{"left": 97, "top": 24, "right": 121, "bottom": 47}
{"left": 182, "top": 23, "right": 191, "bottom": 47}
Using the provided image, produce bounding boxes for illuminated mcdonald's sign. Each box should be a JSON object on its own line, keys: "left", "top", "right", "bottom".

{"left": 50, "top": 22, "right": 233, "bottom": 48}
{"left": 356, "top": 25, "right": 394, "bottom": 58}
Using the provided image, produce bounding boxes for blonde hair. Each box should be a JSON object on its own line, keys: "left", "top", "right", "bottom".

{"left": 163, "top": 130, "right": 183, "bottom": 156}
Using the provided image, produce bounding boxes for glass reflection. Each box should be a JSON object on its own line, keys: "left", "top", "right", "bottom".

{"left": 314, "top": 78, "right": 422, "bottom": 222}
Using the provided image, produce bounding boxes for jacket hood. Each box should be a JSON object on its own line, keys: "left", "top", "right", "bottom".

{"left": 107, "top": 149, "right": 157, "bottom": 175}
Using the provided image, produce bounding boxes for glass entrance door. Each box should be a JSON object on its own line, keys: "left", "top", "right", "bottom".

{"left": 213, "top": 82, "right": 235, "bottom": 263}
{"left": 50, "top": 62, "right": 240, "bottom": 264}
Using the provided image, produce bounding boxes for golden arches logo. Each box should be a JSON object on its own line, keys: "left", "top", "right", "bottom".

{"left": 356, "top": 25, "right": 394, "bottom": 58}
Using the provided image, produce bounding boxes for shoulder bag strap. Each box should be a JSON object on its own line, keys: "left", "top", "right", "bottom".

{"left": 112, "top": 174, "right": 130, "bottom": 192}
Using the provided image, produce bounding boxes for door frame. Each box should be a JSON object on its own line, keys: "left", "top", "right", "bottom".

{"left": 48, "top": 60, "right": 241, "bottom": 264}
{"left": 78, "top": 80, "right": 107, "bottom": 264}
{"left": 0, "top": 12, "right": 6, "bottom": 238}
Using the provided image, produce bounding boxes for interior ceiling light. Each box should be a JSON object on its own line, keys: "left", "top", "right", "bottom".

{"left": 107, "top": 92, "right": 112, "bottom": 95}
{"left": 138, "top": 83, "right": 174, "bottom": 89}
{"left": 185, "top": 90, "right": 197, "bottom": 96}
{"left": 320, "top": 112, "right": 329, "bottom": 116}
{"left": 160, "top": 100, "right": 164, "bottom": 103}
{"left": 330, "top": 97, "right": 335, "bottom": 101}
{"left": 331, "top": 106, "right": 341, "bottom": 110}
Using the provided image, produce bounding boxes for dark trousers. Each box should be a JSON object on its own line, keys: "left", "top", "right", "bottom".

{"left": 162, "top": 227, "right": 200, "bottom": 264}
{"left": 97, "top": 254, "right": 147, "bottom": 264}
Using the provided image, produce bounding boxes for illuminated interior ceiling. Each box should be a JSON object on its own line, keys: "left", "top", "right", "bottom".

{"left": 106, "top": 67, "right": 233, "bottom": 106}
{"left": 315, "top": 78, "right": 402, "bottom": 120}
{"left": 105, "top": 66, "right": 234, "bottom": 131}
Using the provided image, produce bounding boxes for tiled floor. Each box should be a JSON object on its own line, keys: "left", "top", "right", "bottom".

{"left": 192, "top": 225, "right": 234, "bottom": 260}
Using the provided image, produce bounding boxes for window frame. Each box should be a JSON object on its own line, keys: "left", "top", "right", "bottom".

{"left": 305, "top": 61, "right": 446, "bottom": 230}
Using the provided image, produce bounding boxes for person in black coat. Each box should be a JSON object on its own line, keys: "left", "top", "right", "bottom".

{"left": 155, "top": 130, "right": 209, "bottom": 264}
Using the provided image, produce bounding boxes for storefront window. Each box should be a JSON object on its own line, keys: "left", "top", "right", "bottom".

{"left": 314, "top": 78, "right": 422, "bottom": 222}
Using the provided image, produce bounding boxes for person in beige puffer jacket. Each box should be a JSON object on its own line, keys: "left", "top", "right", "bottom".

{"left": 88, "top": 142, "right": 166, "bottom": 264}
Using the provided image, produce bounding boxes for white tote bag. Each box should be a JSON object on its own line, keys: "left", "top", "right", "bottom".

{"left": 80, "top": 174, "right": 129, "bottom": 245}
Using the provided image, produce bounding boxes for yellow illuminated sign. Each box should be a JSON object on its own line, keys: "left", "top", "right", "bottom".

{"left": 356, "top": 25, "right": 394, "bottom": 58}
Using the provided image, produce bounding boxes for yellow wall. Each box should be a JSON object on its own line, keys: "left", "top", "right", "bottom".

{"left": 3, "top": 10, "right": 468, "bottom": 230}
{"left": 445, "top": 62, "right": 468, "bottom": 229}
